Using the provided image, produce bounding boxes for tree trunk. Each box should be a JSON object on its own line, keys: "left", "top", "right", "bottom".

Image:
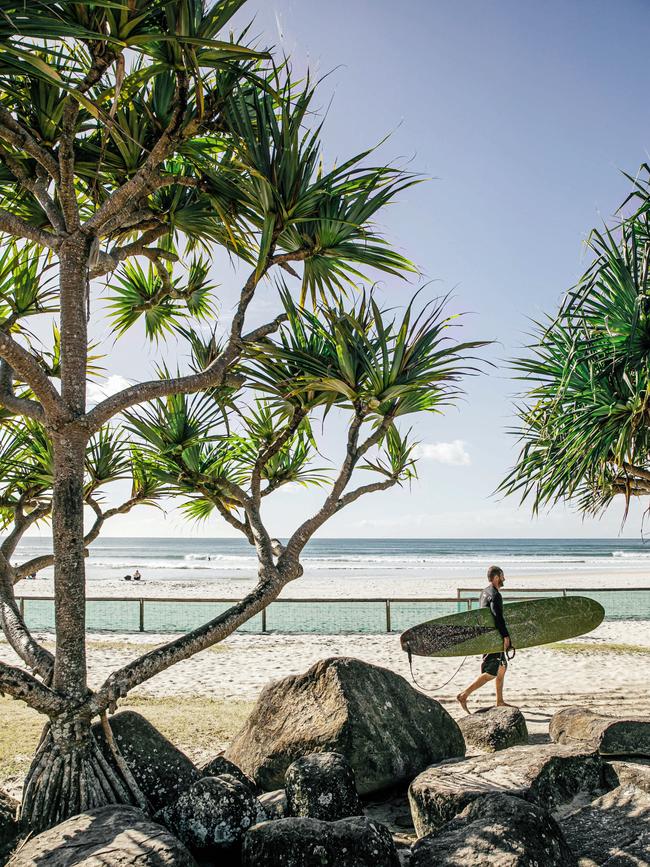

{"left": 20, "top": 238, "right": 106, "bottom": 831}
{"left": 19, "top": 714, "right": 142, "bottom": 834}
{"left": 51, "top": 433, "right": 88, "bottom": 700}
{"left": 52, "top": 237, "right": 91, "bottom": 702}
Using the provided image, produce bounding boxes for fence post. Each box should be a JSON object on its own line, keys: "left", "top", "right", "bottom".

{"left": 262, "top": 606, "right": 267, "bottom": 633}
{"left": 385, "top": 599, "right": 391, "bottom": 633}
{"left": 139, "top": 599, "right": 145, "bottom": 632}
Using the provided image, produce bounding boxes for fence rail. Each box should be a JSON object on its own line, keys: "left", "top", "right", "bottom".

{"left": 13, "top": 587, "right": 650, "bottom": 634}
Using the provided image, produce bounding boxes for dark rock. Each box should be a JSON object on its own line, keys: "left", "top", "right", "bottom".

{"left": 604, "top": 758, "right": 650, "bottom": 793}
{"left": 409, "top": 745, "right": 603, "bottom": 836}
{"left": 550, "top": 707, "right": 650, "bottom": 756}
{"left": 458, "top": 706, "right": 528, "bottom": 752}
{"left": 154, "top": 775, "right": 263, "bottom": 855}
{"left": 6, "top": 805, "right": 197, "bottom": 866}
{"left": 241, "top": 815, "right": 400, "bottom": 867}
{"left": 200, "top": 756, "right": 259, "bottom": 792}
{"left": 285, "top": 752, "right": 363, "bottom": 820}
{"left": 0, "top": 790, "right": 19, "bottom": 864}
{"left": 411, "top": 793, "right": 576, "bottom": 866}
{"left": 258, "top": 789, "right": 288, "bottom": 820}
{"left": 559, "top": 785, "right": 650, "bottom": 866}
{"left": 93, "top": 711, "right": 200, "bottom": 812}
{"left": 225, "top": 657, "right": 465, "bottom": 794}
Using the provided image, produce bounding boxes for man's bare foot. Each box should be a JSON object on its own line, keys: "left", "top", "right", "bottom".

{"left": 496, "top": 701, "right": 518, "bottom": 708}
{"left": 456, "top": 693, "right": 470, "bottom": 714}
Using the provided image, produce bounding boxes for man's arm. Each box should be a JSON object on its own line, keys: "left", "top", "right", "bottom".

{"left": 491, "top": 592, "right": 510, "bottom": 640}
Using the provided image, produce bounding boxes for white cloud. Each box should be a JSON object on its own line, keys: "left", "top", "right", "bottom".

{"left": 416, "top": 439, "right": 471, "bottom": 466}
{"left": 87, "top": 375, "right": 131, "bottom": 406}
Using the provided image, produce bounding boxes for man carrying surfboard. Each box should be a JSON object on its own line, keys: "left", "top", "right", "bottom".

{"left": 456, "top": 565, "right": 514, "bottom": 713}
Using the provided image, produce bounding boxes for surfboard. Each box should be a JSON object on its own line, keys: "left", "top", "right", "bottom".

{"left": 400, "top": 596, "right": 605, "bottom": 657}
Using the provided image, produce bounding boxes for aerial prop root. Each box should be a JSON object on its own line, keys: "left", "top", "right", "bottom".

{"left": 18, "top": 713, "right": 147, "bottom": 834}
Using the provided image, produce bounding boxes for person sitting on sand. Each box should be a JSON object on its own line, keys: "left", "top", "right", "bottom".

{"left": 133, "top": 569, "right": 141, "bottom": 581}
{"left": 456, "top": 565, "right": 514, "bottom": 714}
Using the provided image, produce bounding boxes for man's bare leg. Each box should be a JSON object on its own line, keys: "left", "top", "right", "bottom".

{"left": 495, "top": 664, "right": 517, "bottom": 707}
{"left": 456, "top": 673, "right": 494, "bottom": 713}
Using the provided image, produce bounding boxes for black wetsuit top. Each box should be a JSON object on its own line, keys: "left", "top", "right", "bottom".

{"left": 479, "top": 584, "right": 509, "bottom": 639}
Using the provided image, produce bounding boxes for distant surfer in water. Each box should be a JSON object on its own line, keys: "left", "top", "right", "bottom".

{"left": 456, "top": 565, "right": 514, "bottom": 713}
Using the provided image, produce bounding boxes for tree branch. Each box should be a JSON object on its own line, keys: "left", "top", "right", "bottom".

{"left": 0, "top": 499, "right": 51, "bottom": 561}
{"left": 0, "top": 554, "right": 54, "bottom": 682}
{"left": 58, "top": 101, "right": 81, "bottom": 232}
{"left": 0, "top": 146, "right": 65, "bottom": 232}
{"left": 0, "top": 658, "right": 63, "bottom": 714}
{"left": 621, "top": 462, "right": 650, "bottom": 483}
{"left": 89, "top": 574, "right": 286, "bottom": 716}
{"left": 282, "top": 411, "right": 395, "bottom": 564}
{"left": 211, "top": 496, "right": 254, "bottom": 544}
{"left": 84, "top": 73, "right": 190, "bottom": 235}
{"left": 0, "top": 208, "right": 60, "bottom": 250}
{"left": 0, "top": 335, "right": 63, "bottom": 421}
{"left": 335, "top": 478, "right": 398, "bottom": 510}
{"left": 89, "top": 226, "right": 172, "bottom": 279}
{"left": 251, "top": 408, "right": 306, "bottom": 504}
{"left": 13, "top": 492, "right": 149, "bottom": 581}
{"left": 0, "top": 361, "right": 45, "bottom": 422}
{"left": 0, "top": 107, "right": 59, "bottom": 180}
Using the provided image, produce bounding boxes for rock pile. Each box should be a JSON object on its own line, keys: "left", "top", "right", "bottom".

{"left": 7, "top": 669, "right": 650, "bottom": 867}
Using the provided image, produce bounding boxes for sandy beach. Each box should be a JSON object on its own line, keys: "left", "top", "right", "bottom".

{"left": 13, "top": 569, "right": 650, "bottom": 601}
{"left": 2, "top": 618, "right": 649, "bottom": 718}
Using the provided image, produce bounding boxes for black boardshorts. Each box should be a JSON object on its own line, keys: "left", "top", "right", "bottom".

{"left": 481, "top": 652, "right": 507, "bottom": 677}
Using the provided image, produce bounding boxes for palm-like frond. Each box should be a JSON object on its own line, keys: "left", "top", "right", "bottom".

{"left": 223, "top": 74, "right": 419, "bottom": 300}
{"left": 107, "top": 259, "right": 218, "bottom": 339}
{"left": 502, "top": 208, "right": 650, "bottom": 515}
{"left": 246, "top": 289, "right": 486, "bottom": 418}
{"left": 85, "top": 427, "right": 132, "bottom": 491}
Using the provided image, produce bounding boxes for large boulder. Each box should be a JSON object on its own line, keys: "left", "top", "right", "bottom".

{"left": 409, "top": 745, "right": 604, "bottom": 836}
{"left": 550, "top": 707, "right": 650, "bottom": 756}
{"left": 411, "top": 793, "right": 577, "bottom": 866}
{"left": 285, "top": 752, "right": 363, "bottom": 821}
{"left": 6, "top": 805, "right": 197, "bottom": 866}
{"left": 241, "top": 816, "right": 400, "bottom": 867}
{"left": 458, "top": 706, "right": 528, "bottom": 753}
{"left": 604, "top": 758, "right": 650, "bottom": 793}
{"left": 154, "top": 775, "right": 264, "bottom": 856}
{"left": 225, "top": 657, "right": 465, "bottom": 794}
{"left": 93, "top": 711, "right": 200, "bottom": 812}
{"left": 559, "top": 785, "right": 650, "bottom": 866}
{"left": 0, "top": 791, "right": 19, "bottom": 864}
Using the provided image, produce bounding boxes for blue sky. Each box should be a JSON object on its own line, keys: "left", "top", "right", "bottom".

{"left": 90, "top": 0, "right": 650, "bottom": 538}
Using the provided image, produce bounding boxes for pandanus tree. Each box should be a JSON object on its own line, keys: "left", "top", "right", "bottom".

{"left": 0, "top": 0, "right": 481, "bottom": 832}
{"left": 501, "top": 165, "right": 650, "bottom": 517}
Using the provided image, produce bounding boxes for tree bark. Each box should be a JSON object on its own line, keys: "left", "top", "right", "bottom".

{"left": 51, "top": 238, "right": 91, "bottom": 702}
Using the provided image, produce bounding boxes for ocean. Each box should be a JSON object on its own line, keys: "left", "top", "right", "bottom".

{"left": 13, "top": 537, "right": 650, "bottom": 585}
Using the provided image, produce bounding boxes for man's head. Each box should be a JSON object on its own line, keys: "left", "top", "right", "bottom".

{"left": 487, "top": 565, "right": 505, "bottom": 588}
